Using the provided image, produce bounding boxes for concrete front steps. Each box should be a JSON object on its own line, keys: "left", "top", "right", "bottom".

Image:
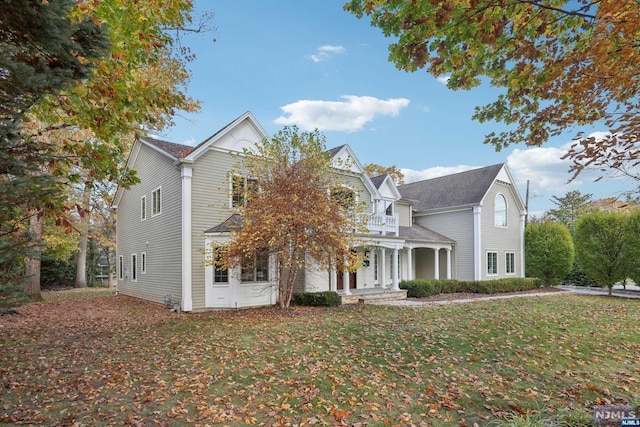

{"left": 340, "top": 288, "right": 407, "bottom": 305}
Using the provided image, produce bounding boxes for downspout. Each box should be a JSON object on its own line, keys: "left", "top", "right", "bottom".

{"left": 473, "top": 206, "right": 482, "bottom": 280}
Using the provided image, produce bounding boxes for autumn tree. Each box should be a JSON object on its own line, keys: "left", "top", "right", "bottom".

{"left": 364, "top": 163, "right": 405, "bottom": 185}
{"left": 573, "top": 211, "right": 634, "bottom": 295}
{"left": 525, "top": 221, "right": 574, "bottom": 285}
{"left": 216, "top": 127, "right": 367, "bottom": 308}
{"left": 546, "top": 191, "right": 592, "bottom": 232}
{"left": 345, "top": 1, "right": 640, "bottom": 181}
{"left": 0, "top": 0, "right": 110, "bottom": 305}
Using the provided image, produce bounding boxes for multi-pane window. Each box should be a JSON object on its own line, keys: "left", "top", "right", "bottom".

{"left": 231, "top": 175, "right": 258, "bottom": 208}
{"left": 331, "top": 186, "right": 355, "bottom": 210}
{"left": 487, "top": 251, "right": 498, "bottom": 275}
{"left": 385, "top": 202, "right": 393, "bottom": 216}
{"left": 152, "top": 187, "right": 161, "bottom": 216}
{"left": 495, "top": 194, "right": 507, "bottom": 227}
{"left": 118, "top": 255, "right": 124, "bottom": 280}
{"left": 141, "top": 196, "right": 146, "bottom": 221}
{"left": 214, "top": 248, "right": 228, "bottom": 283}
{"left": 141, "top": 252, "right": 146, "bottom": 274}
{"left": 374, "top": 252, "right": 378, "bottom": 282}
{"left": 241, "top": 249, "right": 269, "bottom": 282}
{"left": 131, "top": 254, "right": 137, "bottom": 282}
{"left": 505, "top": 252, "right": 515, "bottom": 274}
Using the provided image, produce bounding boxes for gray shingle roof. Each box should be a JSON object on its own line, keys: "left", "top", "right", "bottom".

{"left": 370, "top": 174, "right": 388, "bottom": 189}
{"left": 397, "top": 164, "right": 504, "bottom": 212}
{"left": 204, "top": 214, "right": 243, "bottom": 233}
{"left": 399, "top": 224, "right": 456, "bottom": 243}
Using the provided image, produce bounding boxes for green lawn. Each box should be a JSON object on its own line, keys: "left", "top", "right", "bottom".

{"left": 1, "top": 290, "right": 639, "bottom": 426}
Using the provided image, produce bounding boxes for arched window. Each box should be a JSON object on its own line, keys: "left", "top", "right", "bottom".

{"left": 495, "top": 194, "right": 507, "bottom": 227}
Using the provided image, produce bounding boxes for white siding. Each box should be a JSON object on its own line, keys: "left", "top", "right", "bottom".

{"left": 116, "top": 143, "right": 182, "bottom": 304}
{"left": 418, "top": 209, "right": 475, "bottom": 280}
{"left": 480, "top": 182, "right": 523, "bottom": 279}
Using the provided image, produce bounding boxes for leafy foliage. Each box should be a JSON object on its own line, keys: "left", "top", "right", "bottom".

{"left": 546, "top": 191, "right": 592, "bottom": 232}
{"left": 1, "top": 291, "right": 639, "bottom": 425}
{"left": 215, "top": 127, "right": 367, "bottom": 308}
{"left": 525, "top": 221, "right": 574, "bottom": 285}
{"left": 292, "top": 291, "right": 341, "bottom": 307}
{"left": 401, "top": 278, "right": 541, "bottom": 297}
{"left": 345, "top": 1, "right": 640, "bottom": 181}
{"left": 364, "top": 163, "right": 405, "bottom": 184}
{"left": 573, "top": 211, "right": 636, "bottom": 294}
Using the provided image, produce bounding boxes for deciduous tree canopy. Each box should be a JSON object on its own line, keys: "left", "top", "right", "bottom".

{"left": 345, "top": 0, "right": 640, "bottom": 181}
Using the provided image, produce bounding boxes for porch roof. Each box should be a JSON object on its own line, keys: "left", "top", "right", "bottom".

{"left": 204, "top": 214, "right": 243, "bottom": 233}
{"left": 399, "top": 224, "right": 455, "bottom": 243}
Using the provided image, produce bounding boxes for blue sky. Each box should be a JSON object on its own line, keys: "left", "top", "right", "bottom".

{"left": 160, "top": 0, "right": 636, "bottom": 215}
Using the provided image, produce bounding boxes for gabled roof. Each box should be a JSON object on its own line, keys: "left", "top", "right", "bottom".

{"left": 397, "top": 164, "right": 505, "bottom": 212}
{"left": 370, "top": 174, "right": 387, "bottom": 189}
{"left": 399, "top": 224, "right": 455, "bottom": 243}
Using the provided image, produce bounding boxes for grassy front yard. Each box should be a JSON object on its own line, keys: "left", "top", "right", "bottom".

{"left": 1, "top": 289, "right": 639, "bottom": 426}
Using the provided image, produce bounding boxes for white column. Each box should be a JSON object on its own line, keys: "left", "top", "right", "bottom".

{"left": 181, "top": 163, "right": 193, "bottom": 312}
{"left": 446, "top": 248, "right": 452, "bottom": 280}
{"left": 406, "top": 247, "right": 413, "bottom": 281}
{"left": 343, "top": 260, "right": 351, "bottom": 296}
{"left": 433, "top": 247, "right": 440, "bottom": 280}
{"left": 520, "top": 213, "right": 526, "bottom": 278}
{"left": 392, "top": 248, "right": 399, "bottom": 290}
{"left": 380, "top": 248, "right": 387, "bottom": 289}
{"left": 473, "top": 206, "right": 482, "bottom": 280}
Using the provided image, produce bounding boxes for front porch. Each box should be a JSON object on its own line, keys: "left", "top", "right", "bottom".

{"left": 340, "top": 287, "right": 407, "bottom": 305}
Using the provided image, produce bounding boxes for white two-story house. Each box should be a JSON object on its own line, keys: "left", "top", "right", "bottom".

{"left": 113, "top": 112, "right": 526, "bottom": 311}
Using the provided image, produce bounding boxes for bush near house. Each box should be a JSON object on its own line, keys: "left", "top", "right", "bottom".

{"left": 400, "top": 278, "right": 542, "bottom": 298}
{"left": 292, "top": 291, "right": 341, "bottom": 306}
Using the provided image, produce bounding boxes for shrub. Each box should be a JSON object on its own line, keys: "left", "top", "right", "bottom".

{"left": 292, "top": 291, "right": 341, "bottom": 307}
{"left": 400, "top": 278, "right": 541, "bottom": 297}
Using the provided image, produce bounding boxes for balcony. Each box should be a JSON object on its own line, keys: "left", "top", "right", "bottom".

{"left": 361, "top": 213, "right": 399, "bottom": 236}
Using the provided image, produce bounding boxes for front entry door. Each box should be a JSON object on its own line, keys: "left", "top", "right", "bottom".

{"left": 337, "top": 271, "right": 357, "bottom": 290}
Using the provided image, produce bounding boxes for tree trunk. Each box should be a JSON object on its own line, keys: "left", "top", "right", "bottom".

{"left": 75, "top": 184, "right": 91, "bottom": 288}
{"left": 107, "top": 249, "right": 116, "bottom": 288}
{"left": 24, "top": 209, "right": 44, "bottom": 301}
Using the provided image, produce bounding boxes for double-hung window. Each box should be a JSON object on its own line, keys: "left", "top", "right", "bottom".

{"left": 241, "top": 249, "right": 269, "bottom": 283}
{"left": 152, "top": 187, "right": 161, "bottom": 216}
{"left": 214, "top": 248, "right": 228, "bottom": 283}
{"left": 118, "top": 255, "right": 124, "bottom": 280}
{"left": 231, "top": 175, "right": 258, "bottom": 208}
{"left": 131, "top": 254, "right": 138, "bottom": 282}
{"left": 487, "top": 251, "right": 498, "bottom": 275}
{"left": 505, "top": 252, "right": 515, "bottom": 275}
{"left": 141, "top": 196, "right": 146, "bottom": 221}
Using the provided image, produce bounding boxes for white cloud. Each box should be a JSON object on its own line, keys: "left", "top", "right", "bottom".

{"left": 309, "top": 45, "right": 346, "bottom": 63}
{"left": 506, "top": 143, "right": 580, "bottom": 195}
{"left": 274, "top": 95, "right": 410, "bottom": 132}
{"left": 401, "top": 165, "right": 480, "bottom": 183}
{"left": 436, "top": 75, "right": 450, "bottom": 85}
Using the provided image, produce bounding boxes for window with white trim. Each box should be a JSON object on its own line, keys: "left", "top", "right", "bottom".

{"left": 118, "top": 255, "right": 124, "bottom": 280}
{"left": 487, "top": 251, "right": 498, "bottom": 275}
{"left": 131, "top": 254, "right": 137, "bottom": 282}
{"left": 241, "top": 249, "right": 269, "bottom": 282}
{"left": 214, "top": 248, "right": 228, "bottom": 283}
{"left": 152, "top": 187, "right": 161, "bottom": 216}
{"left": 505, "top": 252, "right": 515, "bottom": 275}
{"left": 141, "top": 196, "right": 146, "bottom": 221}
{"left": 495, "top": 194, "right": 507, "bottom": 227}
{"left": 231, "top": 175, "right": 258, "bottom": 208}
{"left": 141, "top": 252, "right": 146, "bottom": 274}
{"left": 374, "top": 252, "right": 378, "bottom": 282}
{"left": 385, "top": 202, "right": 393, "bottom": 216}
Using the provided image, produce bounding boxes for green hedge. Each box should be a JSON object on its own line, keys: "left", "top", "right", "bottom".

{"left": 399, "top": 277, "right": 542, "bottom": 298}
{"left": 292, "top": 291, "right": 341, "bottom": 307}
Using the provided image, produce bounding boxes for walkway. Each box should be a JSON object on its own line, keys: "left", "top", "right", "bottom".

{"left": 373, "top": 284, "right": 640, "bottom": 307}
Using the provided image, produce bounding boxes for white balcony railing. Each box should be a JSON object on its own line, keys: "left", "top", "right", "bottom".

{"left": 360, "top": 213, "right": 399, "bottom": 236}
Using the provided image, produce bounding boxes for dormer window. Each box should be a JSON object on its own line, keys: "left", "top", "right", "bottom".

{"left": 385, "top": 202, "right": 393, "bottom": 216}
